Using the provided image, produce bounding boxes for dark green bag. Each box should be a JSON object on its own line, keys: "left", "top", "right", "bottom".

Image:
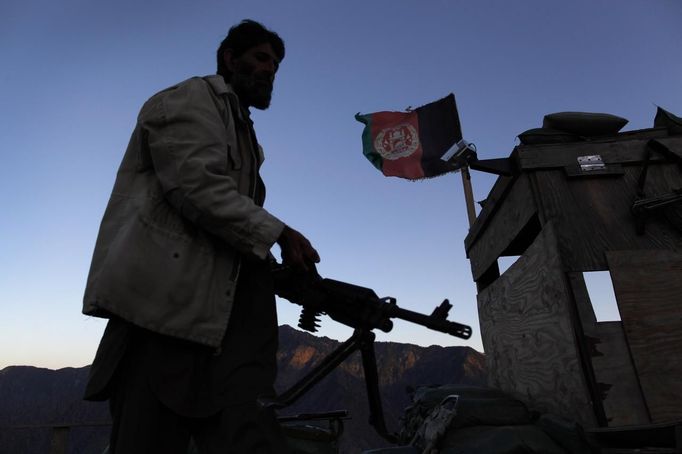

{"left": 654, "top": 106, "right": 682, "bottom": 135}
{"left": 543, "top": 111, "right": 628, "bottom": 136}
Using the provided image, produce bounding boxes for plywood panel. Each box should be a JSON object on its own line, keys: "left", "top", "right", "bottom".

{"left": 478, "top": 222, "right": 596, "bottom": 426}
{"left": 467, "top": 174, "right": 537, "bottom": 281}
{"left": 567, "top": 273, "right": 651, "bottom": 427}
{"left": 592, "top": 322, "right": 652, "bottom": 426}
{"left": 465, "top": 174, "right": 515, "bottom": 250}
{"left": 533, "top": 163, "right": 682, "bottom": 271}
{"left": 607, "top": 250, "right": 682, "bottom": 423}
{"left": 517, "top": 134, "right": 681, "bottom": 170}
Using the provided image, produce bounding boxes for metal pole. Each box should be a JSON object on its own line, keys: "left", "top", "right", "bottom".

{"left": 461, "top": 166, "right": 477, "bottom": 228}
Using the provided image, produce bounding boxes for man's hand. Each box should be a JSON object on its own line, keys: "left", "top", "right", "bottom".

{"left": 276, "top": 226, "right": 320, "bottom": 271}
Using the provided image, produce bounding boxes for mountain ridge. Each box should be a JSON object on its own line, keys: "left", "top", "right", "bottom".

{"left": 0, "top": 324, "right": 486, "bottom": 453}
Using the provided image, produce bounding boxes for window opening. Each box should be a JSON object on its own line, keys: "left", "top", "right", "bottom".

{"left": 498, "top": 256, "right": 521, "bottom": 275}
{"left": 583, "top": 271, "right": 621, "bottom": 322}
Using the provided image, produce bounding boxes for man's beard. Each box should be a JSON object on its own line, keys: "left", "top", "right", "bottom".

{"left": 231, "top": 68, "right": 273, "bottom": 110}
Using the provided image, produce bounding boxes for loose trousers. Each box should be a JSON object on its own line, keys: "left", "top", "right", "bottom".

{"left": 92, "top": 259, "right": 289, "bottom": 454}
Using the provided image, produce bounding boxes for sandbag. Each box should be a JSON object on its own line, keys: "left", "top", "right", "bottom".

{"left": 536, "top": 413, "right": 592, "bottom": 454}
{"left": 410, "top": 385, "right": 508, "bottom": 408}
{"left": 400, "top": 385, "right": 531, "bottom": 443}
{"left": 362, "top": 448, "right": 418, "bottom": 454}
{"left": 439, "top": 425, "right": 567, "bottom": 454}
{"left": 654, "top": 106, "right": 682, "bottom": 135}
{"left": 518, "top": 127, "right": 582, "bottom": 145}
{"left": 451, "top": 396, "right": 532, "bottom": 428}
{"left": 543, "top": 111, "right": 628, "bottom": 136}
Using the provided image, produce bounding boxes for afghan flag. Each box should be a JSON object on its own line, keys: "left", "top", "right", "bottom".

{"left": 355, "top": 94, "right": 462, "bottom": 180}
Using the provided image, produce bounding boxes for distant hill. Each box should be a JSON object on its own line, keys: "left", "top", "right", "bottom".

{"left": 0, "top": 325, "right": 486, "bottom": 453}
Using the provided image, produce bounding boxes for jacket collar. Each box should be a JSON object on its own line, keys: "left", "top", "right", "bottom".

{"left": 202, "top": 75, "right": 252, "bottom": 125}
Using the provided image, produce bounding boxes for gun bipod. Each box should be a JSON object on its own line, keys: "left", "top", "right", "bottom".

{"left": 259, "top": 328, "right": 399, "bottom": 444}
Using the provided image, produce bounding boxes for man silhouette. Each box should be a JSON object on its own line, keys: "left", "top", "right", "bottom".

{"left": 83, "top": 20, "right": 319, "bottom": 453}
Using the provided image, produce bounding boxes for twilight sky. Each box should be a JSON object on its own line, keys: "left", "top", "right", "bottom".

{"left": 1, "top": 0, "right": 681, "bottom": 370}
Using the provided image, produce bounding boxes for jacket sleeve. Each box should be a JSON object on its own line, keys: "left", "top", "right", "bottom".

{"left": 138, "top": 78, "right": 285, "bottom": 259}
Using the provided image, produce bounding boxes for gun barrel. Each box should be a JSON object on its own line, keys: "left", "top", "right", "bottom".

{"left": 272, "top": 263, "right": 473, "bottom": 340}
{"left": 389, "top": 306, "right": 472, "bottom": 339}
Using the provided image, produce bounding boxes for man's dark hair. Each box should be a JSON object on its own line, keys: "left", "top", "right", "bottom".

{"left": 217, "top": 20, "right": 285, "bottom": 80}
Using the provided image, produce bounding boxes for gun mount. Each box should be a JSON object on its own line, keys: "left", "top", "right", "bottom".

{"left": 261, "top": 263, "right": 472, "bottom": 443}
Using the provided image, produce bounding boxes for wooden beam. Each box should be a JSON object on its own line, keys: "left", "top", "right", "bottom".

{"left": 460, "top": 166, "right": 477, "bottom": 228}
{"left": 607, "top": 250, "right": 682, "bottom": 423}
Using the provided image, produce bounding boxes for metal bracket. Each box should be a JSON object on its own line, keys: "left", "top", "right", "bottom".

{"left": 440, "top": 140, "right": 516, "bottom": 176}
{"left": 565, "top": 154, "right": 624, "bottom": 178}
{"left": 632, "top": 139, "right": 682, "bottom": 234}
{"left": 578, "top": 155, "right": 606, "bottom": 172}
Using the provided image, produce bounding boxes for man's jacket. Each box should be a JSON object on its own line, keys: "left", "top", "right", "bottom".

{"left": 82, "top": 75, "right": 285, "bottom": 348}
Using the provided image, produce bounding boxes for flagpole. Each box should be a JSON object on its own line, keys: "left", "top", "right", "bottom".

{"left": 460, "top": 166, "right": 477, "bottom": 228}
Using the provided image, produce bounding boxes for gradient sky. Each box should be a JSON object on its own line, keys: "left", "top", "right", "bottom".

{"left": 2, "top": 0, "right": 681, "bottom": 370}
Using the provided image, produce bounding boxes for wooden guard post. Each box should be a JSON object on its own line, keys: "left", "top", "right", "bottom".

{"left": 463, "top": 128, "right": 682, "bottom": 451}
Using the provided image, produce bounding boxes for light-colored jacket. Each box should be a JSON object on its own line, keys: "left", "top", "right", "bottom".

{"left": 82, "top": 75, "right": 285, "bottom": 347}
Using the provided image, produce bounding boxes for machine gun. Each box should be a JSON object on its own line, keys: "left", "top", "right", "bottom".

{"left": 261, "top": 263, "right": 472, "bottom": 443}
